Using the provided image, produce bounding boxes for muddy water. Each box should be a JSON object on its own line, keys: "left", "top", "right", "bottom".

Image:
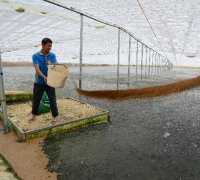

{"left": 43, "top": 87, "right": 200, "bottom": 180}
{"left": 3, "top": 66, "right": 200, "bottom": 180}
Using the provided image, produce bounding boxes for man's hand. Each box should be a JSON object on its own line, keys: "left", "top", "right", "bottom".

{"left": 43, "top": 76, "right": 47, "bottom": 82}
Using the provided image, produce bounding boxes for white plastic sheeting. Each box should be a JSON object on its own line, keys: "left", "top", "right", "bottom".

{"left": 0, "top": 0, "right": 200, "bottom": 65}
{"left": 0, "top": 0, "right": 163, "bottom": 65}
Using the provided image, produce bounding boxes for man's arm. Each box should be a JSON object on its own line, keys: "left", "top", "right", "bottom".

{"left": 34, "top": 64, "right": 47, "bottom": 81}
{"left": 32, "top": 54, "right": 47, "bottom": 81}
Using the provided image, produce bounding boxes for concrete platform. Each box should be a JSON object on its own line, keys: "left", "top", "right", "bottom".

{"left": 5, "top": 97, "right": 109, "bottom": 141}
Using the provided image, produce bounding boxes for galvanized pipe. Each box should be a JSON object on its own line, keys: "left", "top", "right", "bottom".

{"left": 154, "top": 52, "right": 157, "bottom": 76}
{"left": 0, "top": 51, "right": 8, "bottom": 132}
{"left": 140, "top": 43, "right": 144, "bottom": 80}
{"left": 162, "top": 58, "right": 164, "bottom": 71}
{"left": 157, "top": 53, "right": 160, "bottom": 75}
{"left": 117, "top": 28, "right": 121, "bottom": 89}
{"left": 148, "top": 48, "right": 151, "bottom": 77}
{"left": 128, "top": 35, "right": 131, "bottom": 87}
{"left": 79, "top": 14, "right": 83, "bottom": 89}
{"left": 160, "top": 56, "right": 162, "bottom": 73}
{"left": 157, "top": 54, "right": 160, "bottom": 75}
{"left": 136, "top": 41, "right": 139, "bottom": 81}
{"left": 159, "top": 55, "right": 162, "bottom": 74}
{"left": 145, "top": 46, "right": 148, "bottom": 78}
{"left": 151, "top": 51, "right": 154, "bottom": 77}
{"left": 156, "top": 53, "right": 159, "bottom": 76}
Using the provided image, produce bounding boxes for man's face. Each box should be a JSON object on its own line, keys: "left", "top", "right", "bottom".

{"left": 42, "top": 42, "right": 52, "bottom": 54}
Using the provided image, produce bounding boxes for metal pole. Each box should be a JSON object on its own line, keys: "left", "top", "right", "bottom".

{"left": 164, "top": 58, "right": 166, "bottom": 71}
{"left": 163, "top": 57, "right": 165, "bottom": 71}
{"left": 158, "top": 54, "right": 161, "bottom": 74}
{"left": 79, "top": 14, "right": 83, "bottom": 89}
{"left": 128, "top": 35, "right": 131, "bottom": 87}
{"left": 151, "top": 51, "right": 154, "bottom": 77}
{"left": 117, "top": 28, "right": 120, "bottom": 89}
{"left": 165, "top": 58, "right": 168, "bottom": 71}
{"left": 148, "top": 48, "right": 151, "bottom": 77}
{"left": 141, "top": 43, "right": 144, "bottom": 80}
{"left": 157, "top": 54, "right": 159, "bottom": 75}
{"left": 159, "top": 56, "right": 162, "bottom": 73}
{"left": 160, "top": 56, "right": 162, "bottom": 73}
{"left": 154, "top": 52, "right": 157, "bottom": 78}
{"left": 145, "top": 46, "right": 148, "bottom": 78}
{"left": 136, "top": 41, "right": 139, "bottom": 81}
{"left": 0, "top": 51, "right": 8, "bottom": 132}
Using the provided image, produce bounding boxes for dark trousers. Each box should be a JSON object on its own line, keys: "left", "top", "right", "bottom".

{"left": 32, "top": 83, "right": 58, "bottom": 117}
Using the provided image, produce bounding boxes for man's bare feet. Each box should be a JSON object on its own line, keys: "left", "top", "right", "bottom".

{"left": 28, "top": 113, "right": 36, "bottom": 122}
{"left": 51, "top": 116, "right": 61, "bottom": 125}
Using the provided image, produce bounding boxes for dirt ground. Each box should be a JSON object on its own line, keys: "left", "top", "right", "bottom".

{"left": 0, "top": 123, "right": 57, "bottom": 180}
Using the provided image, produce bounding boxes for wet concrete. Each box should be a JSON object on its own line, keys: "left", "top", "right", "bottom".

{"left": 43, "top": 86, "right": 200, "bottom": 180}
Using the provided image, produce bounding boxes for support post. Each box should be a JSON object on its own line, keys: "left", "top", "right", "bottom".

{"left": 117, "top": 28, "right": 120, "bottom": 89}
{"left": 151, "top": 51, "right": 154, "bottom": 77}
{"left": 141, "top": 44, "right": 144, "bottom": 80}
{"left": 136, "top": 41, "right": 139, "bottom": 81}
{"left": 154, "top": 52, "right": 157, "bottom": 77}
{"left": 128, "top": 35, "right": 131, "bottom": 87}
{"left": 79, "top": 14, "right": 83, "bottom": 89}
{"left": 148, "top": 48, "right": 151, "bottom": 77}
{"left": 0, "top": 51, "right": 8, "bottom": 133}
{"left": 160, "top": 55, "right": 162, "bottom": 73}
{"left": 158, "top": 54, "right": 160, "bottom": 74}
{"left": 145, "top": 46, "right": 148, "bottom": 78}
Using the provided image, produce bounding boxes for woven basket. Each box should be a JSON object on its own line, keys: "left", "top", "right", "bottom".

{"left": 47, "top": 64, "right": 69, "bottom": 88}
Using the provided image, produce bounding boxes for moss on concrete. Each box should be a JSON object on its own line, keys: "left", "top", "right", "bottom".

{"left": 5, "top": 91, "right": 32, "bottom": 103}
{"left": 12, "top": 113, "right": 109, "bottom": 141}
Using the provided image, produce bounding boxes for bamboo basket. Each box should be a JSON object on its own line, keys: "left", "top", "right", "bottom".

{"left": 47, "top": 64, "right": 69, "bottom": 88}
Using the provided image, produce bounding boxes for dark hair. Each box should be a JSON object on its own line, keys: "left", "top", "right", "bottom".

{"left": 41, "top": 38, "right": 52, "bottom": 45}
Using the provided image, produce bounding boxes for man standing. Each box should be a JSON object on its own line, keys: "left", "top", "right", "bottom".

{"left": 29, "top": 38, "right": 59, "bottom": 123}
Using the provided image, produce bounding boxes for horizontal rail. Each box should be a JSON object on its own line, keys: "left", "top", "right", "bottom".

{"left": 42, "top": 0, "right": 171, "bottom": 64}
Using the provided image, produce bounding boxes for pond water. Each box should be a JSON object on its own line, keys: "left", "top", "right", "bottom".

{"left": 3, "top": 66, "right": 200, "bottom": 180}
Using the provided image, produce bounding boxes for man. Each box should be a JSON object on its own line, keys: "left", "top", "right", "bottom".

{"left": 29, "top": 38, "right": 59, "bottom": 123}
